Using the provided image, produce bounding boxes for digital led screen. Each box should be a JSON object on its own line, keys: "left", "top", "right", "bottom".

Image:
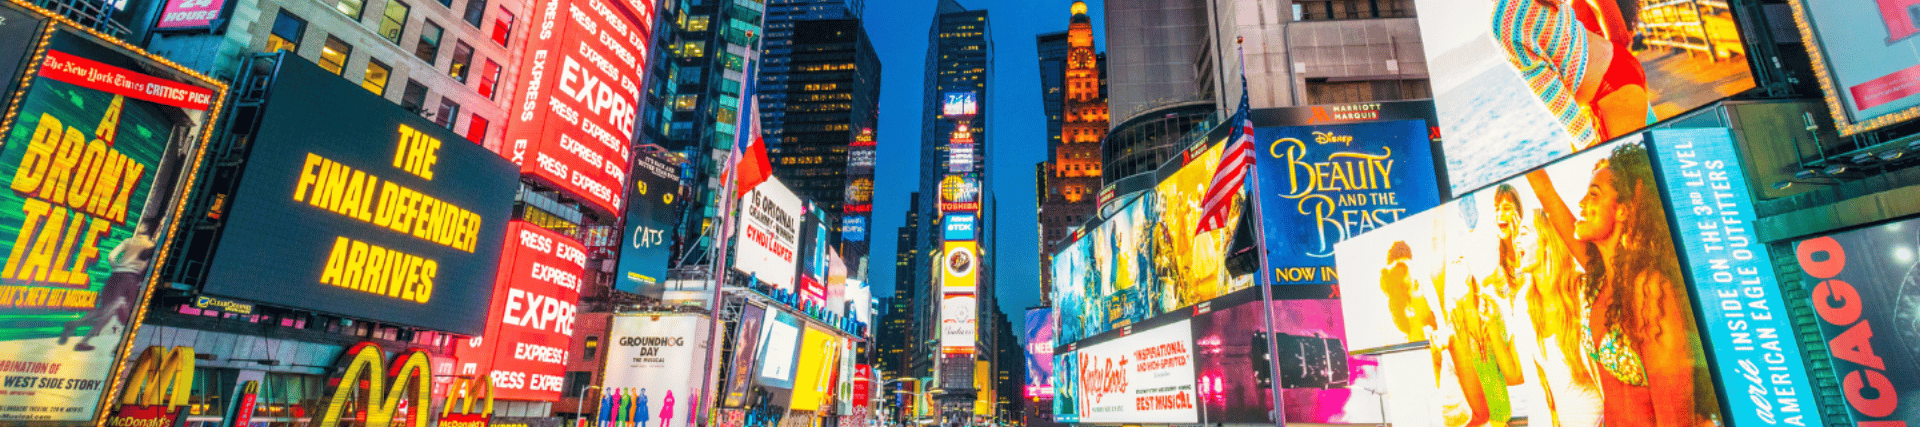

{"left": 942, "top": 91, "right": 978, "bottom": 117}
{"left": 1023, "top": 308, "right": 1056, "bottom": 399}
{"left": 1253, "top": 120, "right": 1442, "bottom": 285}
{"left": 1793, "top": 218, "right": 1920, "bottom": 426}
{"left": 457, "top": 221, "right": 584, "bottom": 401}
{"left": 941, "top": 294, "right": 977, "bottom": 355}
{"left": 942, "top": 241, "right": 978, "bottom": 294}
{"left": 502, "top": 0, "right": 651, "bottom": 214}
{"left": 1148, "top": 142, "right": 1245, "bottom": 311}
{"left": 790, "top": 326, "right": 842, "bottom": 412}
{"left": 1788, "top": 0, "right": 1920, "bottom": 134}
{"left": 938, "top": 173, "right": 981, "bottom": 212}
{"left": 735, "top": 177, "right": 802, "bottom": 293}
{"left": 943, "top": 213, "right": 976, "bottom": 241}
{"left": 1415, "top": 0, "right": 1754, "bottom": 193}
{"left": 1188, "top": 285, "right": 1378, "bottom": 423}
{"left": 1059, "top": 319, "right": 1198, "bottom": 423}
{"left": 756, "top": 309, "right": 802, "bottom": 389}
{"left": 200, "top": 55, "right": 517, "bottom": 335}
{"left": 0, "top": 27, "right": 221, "bottom": 422}
{"left": 153, "top": 0, "right": 225, "bottom": 30}
{"left": 798, "top": 210, "right": 829, "bottom": 308}
{"left": 604, "top": 314, "right": 709, "bottom": 427}
{"left": 1335, "top": 137, "right": 1723, "bottom": 427}
{"left": 616, "top": 153, "right": 680, "bottom": 296}
{"left": 722, "top": 304, "right": 766, "bottom": 408}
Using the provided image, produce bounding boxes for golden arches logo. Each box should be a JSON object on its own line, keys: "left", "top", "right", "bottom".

{"left": 317, "top": 342, "right": 434, "bottom": 427}
{"left": 441, "top": 374, "right": 496, "bottom": 417}
{"left": 120, "top": 346, "right": 195, "bottom": 408}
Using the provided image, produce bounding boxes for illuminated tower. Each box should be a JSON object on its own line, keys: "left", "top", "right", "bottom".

{"left": 1036, "top": 1, "right": 1106, "bottom": 302}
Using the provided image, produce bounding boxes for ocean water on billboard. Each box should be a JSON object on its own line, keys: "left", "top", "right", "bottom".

{"left": 1439, "top": 66, "right": 1572, "bottom": 194}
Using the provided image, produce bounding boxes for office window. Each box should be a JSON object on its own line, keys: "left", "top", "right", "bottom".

{"left": 477, "top": 59, "right": 501, "bottom": 99}
{"left": 466, "top": 114, "right": 488, "bottom": 143}
{"left": 265, "top": 11, "right": 305, "bottom": 53}
{"left": 415, "top": 20, "right": 442, "bottom": 63}
{"left": 401, "top": 80, "right": 428, "bottom": 112}
{"left": 378, "top": 0, "right": 409, "bottom": 43}
{"left": 335, "top": 0, "right": 365, "bottom": 19}
{"left": 449, "top": 41, "right": 473, "bottom": 82}
{"left": 362, "top": 59, "right": 391, "bottom": 94}
{"left": 436, "top": 99, "right": 460, "bottom": 129}
{"left": 319, "top": 36, "right": 351, "bottom": 75}
{"left": 461, "top": 0, "right": 485, "bottom": 27}
{"left": 489, "top": 7, "right": 514, "bottom": 45}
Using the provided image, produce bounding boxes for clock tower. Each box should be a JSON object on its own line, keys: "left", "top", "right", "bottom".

{"left": 1039, "top": 1, "right": 1109, "bottom": 303}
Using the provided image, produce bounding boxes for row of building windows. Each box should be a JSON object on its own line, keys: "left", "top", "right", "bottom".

{"left": 1293, "top": 0, "right": 1415, "bottom": 21}
{"left": 795, "top": 62, "right": 857, "bottom": 72}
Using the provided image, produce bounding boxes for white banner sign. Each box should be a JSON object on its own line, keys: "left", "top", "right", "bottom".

{"left": 735, "top": 178, "right": 802, "bottom": 291}
{"left": 1072, "top": 319, "right": 1198, "bottom": 423}
{"left": 603, "top": 314, "right": 710, "bottom": 427}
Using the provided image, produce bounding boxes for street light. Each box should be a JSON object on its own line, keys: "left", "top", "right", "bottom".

{"left": 573, "top": 385, "right": 603, "bottom": 427}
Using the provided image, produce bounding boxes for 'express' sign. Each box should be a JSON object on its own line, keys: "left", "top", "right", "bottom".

{"left": 457, "top": 221, "right": 584, "bottom": 401}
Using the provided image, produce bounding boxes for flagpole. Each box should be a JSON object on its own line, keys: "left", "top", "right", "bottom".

{"left": 700, "top": 34, "right": 760, "bottom": 427}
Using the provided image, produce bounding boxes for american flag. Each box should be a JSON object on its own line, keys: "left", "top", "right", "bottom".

{"left": 1195, "top": 71, "right": 1254, "bottom": 234}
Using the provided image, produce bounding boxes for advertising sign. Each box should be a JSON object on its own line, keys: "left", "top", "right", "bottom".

{"left": 318, "top": 342, "right": 435, "bottom": 427}
{"left": 1793, "top": 219, "right": 1920, "bottom": 426}
{"left": 200, "top": 55, "right": 517, "bottom": 335}
{"left": 1651, "top": 128, "right": 1823, "bottom": 427}
{"left": 940, "top": 294, "right": 977, "bottom": 355}
{"left": 1253, "top": 120, "right": 1442, "bottom": 285}
{"left": 0, "top": 26, "right": 222, "bottom": 422}
{"left": 1251, "top": 100, "right": 1440, "bottom": 129}
{"left": 798, "top": 211, "right": 829, "bottom": 307}
{"left": 723, "top": 304, "right": 766, "bottom": 407}
{"left": 1189, "top": 285, "right": 1378, "bottom": 423}
{"left": 1053, "top": 351, "right": 1080, "bottom": 423}
{"left": 942, "top": 91, "right": 978, "bottom": 117}
{"left": 943, "top": 213, "right": 977, "bottom": 241}
{"left": 1335, "top": 137, "right": 1723, "bottom": 427}
{"left": 942, "top": 242, "right": 978, "bottom": 294}
{"left": 617, "top": 153, "right": 681, "bottom": 296}
{"left": 789, "top": 327, "right": 843, "bottom": 412}
{"left": 1415, "top": 0, "right": 1754, "bottom": 193}
{"left": 938, "top": 173, "right": 981, "bottom": 212}
{"left": 1051, "top": 237, "right": 1097, "bottom": 347}
{"left": 756, "top": 310, "right": 803, "bottom": 389}
{"left": 736, "top": 178, "right": 802, "bottom": 292}
{"left": 1023, "top": 308, "right": 1056, "bottom": 398}
{"left": 1788, "top": 0, "right": 1920, "bottom": 134}
{"left": 604, "top": 314, "right": 710, "bottom": 427}
{"left": 459, "top": 221, "right": 584, "bottom": 401}
{"left": 153, "top": 0, "right": 225, "bottom": 30}
{"left": 502, "top": 0, "right": 651, "bottom": 214}
{"left": 1064, "top": 319, "right": 1198, "bottom": 423}
{"left": 109, "top": 346, "right": 195, "bottom": 427}
{"left": 1148, "top": 142, "right": 1244, "bottom": 312}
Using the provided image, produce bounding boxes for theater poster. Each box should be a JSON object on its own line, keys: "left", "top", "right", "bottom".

{"left": 1794, "top": 218, "right": 1920, "bottom": 425}
{"left": 0, "top": 25, "right": 222, "bottom": 422}
{"left": 1252, "top": 120, "right": 1442, "bottom": 286}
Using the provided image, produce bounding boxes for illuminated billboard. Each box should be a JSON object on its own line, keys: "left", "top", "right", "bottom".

{"left": 798, "top": 210, "right": 830, "bottom": 308}
{"left": 735, "top": 177, "right": 802, "bottom": 292}
{"left": 721, "top": 304, "right": 765, "bottom": 408}
{"left": 1252, "top": 120, "right": 1442, "bottom": 285}
{"left": 1415, "top": 0, "right": 1754, "bottom": 193}
{"left": 153, "top": 0, "right": 226, "bottom": 30}
{"left": 604, "top": 314, "right": 710, "bottom": 427}
{"left": 1788, "top": 0, "right": 1920, "bottom": 134}
{"left": 1148, "top": 142, "right": 1244, "bottom": 310}
{"left": 0, "top": 24, "right": 222, "bottom": 422}
{"left": 942, "top": 241, "right": 978, "bottom": 294}
{"left": 199, "top": 55, "right": 517, "bottom": 335}
{"left": 503, "top": 0, "right": 652, "bottom": 214}
{"left": 457, "top": 221, "right": 584, "bottom": 401}
{"left": 943, "top": 213, "right": 977, "bottom": 241}
{"left": 1189, "top": 285, "right": 1378, "bottom": 423}
{"left": 940, "top": 294, "right": 977, "bottom": 355}
{"left": 1023, "top": 308, "right": 1056, "bottom": 399}
{"left": 757, "top": 309, "right": 803, "bottom": 389}
{"left": 616, "top": 153, "right": 681, "bottom": 296}
{"left": 942, "top": 91, "right": 978, "bottom": 117}
{"left": 938, "top": 173, "right": 981, "bottom": 211}
{"left": 1335, "top": 137, "right": 1723, "bottom": 427}
{"left": 1060, "top": 319, "right": 1198, "bottom": 423}
{"left": 1792, "top": 219, "right": 1920, "bottom": 426}
{"left": 790, "top": 326, "right": 843, "bottom": 412}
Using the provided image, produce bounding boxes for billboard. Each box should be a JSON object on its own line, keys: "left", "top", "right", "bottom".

{"left": 797, "top": 210, "right": 830, "bottom": 308}
{"left": 942, "top": 213, "right": 977, "bottom": 241}
{"left": 1051, "top": 238, "right": 1098, "bottom": 347}
{"left": 153, "top": 0, "right": 226, "bottom": 30}
{"left": 1416, "top": 0, "right": 1754, "bottom": 193}
{"left": 1335, "top": 137, "right": 1722, "bottom": 427}
{"left": 736, "top": 178, "right": 802, "bottom": 292}
{"left": 1062, "top": 319, "right": 1198, "bottom": 423}
{"left": 199, "top": 55, "right": 517, "bottom": 335}
{"left": 502, "top": 0, "right": 652, "bottom": 214}
{"left": 0, "top": 25, "right": 222, "bottom": 422}
{"left": 1650, "top": 128, "right": 1823, "bottom": 427}
{"left": 1788, "top": 0, "right": 1920, "bottom": 134}
{"left": 1053, "top": 350, "right": 1080, "bottom": 423}
{"left": 1023, "top": 308, "right": 1056, "bottom": 399}
{"left": 723, "top": 304, "right": 767, "bottom": 407}
{"left": 938, "top": 173, "right": 981, "bottom": 211}
{"left": 1148, "top": 142, "right": 1245, "bottom": 311}
{"left": 942, "top": 91, "right": 978, "bottom": 117}
{"left": 1793, "top": 219, "right": 1920, "bottom": 426}
{"left": 604, "top": 314, "right": 710, "bottom": 427}
{"left": 756, "top": 309, "right": 803, "bottom": 389}
{"left": 940, "top": 294, "right": 977, "bottom": 355}
{"left": 1189, "top": 285, "right": 1379, "bottom": 423}
{"left": 789, "top": 326, "right": 843, "bottom": 412}
{"left": 942, "top": 242, "right": 978, "bottom": 294}
{"left": 457, "top": 221, "right": 583, "bottom": 401}
{"left": 617, "top": 153, "right": 681, "bottom": 295}
{"left": 1252, "top": 120, "right": 1443, "bottom": 285}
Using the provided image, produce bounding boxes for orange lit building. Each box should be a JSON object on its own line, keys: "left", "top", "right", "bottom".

{"left": 1036, "top": 1, "right": 1107, "bottom": 302}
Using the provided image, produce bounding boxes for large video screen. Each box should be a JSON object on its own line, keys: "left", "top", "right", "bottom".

{"left": 1252, "top": 120, "right": 1443, "bottom": 285}
{"left": 1788, "top": 0, "right": 1920, "bottom": 134}
{"left": 604, "top": 314, "right": 709, "bottom": 427}
{"left": 1149, "top": 143, "right": 1246, "bottom": 310}
{"left": 1793, "top": 219, "right": 1920, "bottom": 426}
{"left": 457, "top": 221, "right": 584, "bottom": 401}
{"left": 1417, "top": 0, "right": 1754, "bottom": 193}
{"left": 200, "top": 56, "right": 517, "bottom": 335}
{"left": 1335, "top": 137, "right": 1723, "bottom": 426}
{"left": 0, "top": 26, "right": 221, "bottom": 422}
{"left": 502, "top": 0, "right": 652, "bottom": 214}
{"left": 1058, "top": 319, "right": 1198, "bottom": 423}
{"left": 789, "top": 326, "right": 843, "bottom": 412}
{"left": 1024, "top": 308, "right": 1056, "bottom": 399}
{"left": 1189, "top": 285, "right": 1380, "bottom": 424}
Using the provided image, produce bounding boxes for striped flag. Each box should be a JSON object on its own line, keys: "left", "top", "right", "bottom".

{"left": 1194, "top": 68, "right": 1255, "bottom": 234}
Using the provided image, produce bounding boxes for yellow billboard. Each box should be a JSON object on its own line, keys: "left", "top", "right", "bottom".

{"left": 941, "top": 241, "right": 978, "bottom": 293}
{"left": 788, "top": 326, "right": 841, "bottom": 412}
{"left": 1149, "top": 143, "right": 1244, "bottom": 309}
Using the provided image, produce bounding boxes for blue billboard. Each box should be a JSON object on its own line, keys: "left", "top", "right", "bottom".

{"left": 1652, "top": 128, "right": 1824, "bottom": 427}
{"left": 1251, "top": 120, "right": 1442, "bottom": 285}
{"left": 943, "top": 213, "right": 977, "bottom": 241}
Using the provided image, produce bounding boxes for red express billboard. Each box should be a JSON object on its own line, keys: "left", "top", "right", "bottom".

{"left": 503, "top": 0, "right": 652, "bottom": 215}
{"left": 458, "top": 221, "right": 586, "bottom": 401}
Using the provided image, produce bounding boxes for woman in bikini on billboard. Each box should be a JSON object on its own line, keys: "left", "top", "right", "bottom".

{"left": 1492, "top": 0, "right": 1651, "bottom": 147}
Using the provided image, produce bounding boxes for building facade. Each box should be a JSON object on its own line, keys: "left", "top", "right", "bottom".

{"left": 1034, "top": 2, "right": 1106, "bottom": 302}
{"left": 766, "top": 18, "right": 881, "bottom": 229}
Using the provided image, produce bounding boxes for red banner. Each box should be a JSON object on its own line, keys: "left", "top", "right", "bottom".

{"left": 502, "top": 0, "right": 652, "bottom": 214}
{"left": 38, "top": 50, "right": 213, "bottom": 111}
{"left": 457, "top": 221, "right": 585, "bottom": 401}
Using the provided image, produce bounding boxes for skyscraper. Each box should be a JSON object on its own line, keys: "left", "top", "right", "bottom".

{"left": 764, "top": 18, "right": 881, "bottom": 232}
{"left": 758, "top": 0, "right": 860, "bottom": 150}
{"left": 649, "top": 0, "right": 767, "bottom": 269}
{"left": 1036, "top": 2, "right": 1107, "bottom": 301}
